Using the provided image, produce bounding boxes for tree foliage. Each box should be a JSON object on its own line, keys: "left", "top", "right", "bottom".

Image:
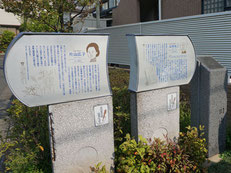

{"left": 0, "top": 0, "right": 101, "bottom": 32}
{"left": 0, "top": 30, "right": 15, "bottom": 52}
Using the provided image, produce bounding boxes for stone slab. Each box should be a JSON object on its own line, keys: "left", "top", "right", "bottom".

{"left": 130, "top": 86, "right": 180, "bottom": 141}
{"left": 48, "top": 95, "right": 114, "bottom": 173}
{"left": 191, "top": 56, "right": 227, "bottom": 157}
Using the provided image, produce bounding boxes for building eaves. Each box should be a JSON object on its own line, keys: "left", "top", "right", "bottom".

{"left": 0, "top": 9, "right": 20, "bottom": 26}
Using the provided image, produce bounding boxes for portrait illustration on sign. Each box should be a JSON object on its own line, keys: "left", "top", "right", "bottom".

{"left": 86, "top": 43, "right": 100, "bottom": 62}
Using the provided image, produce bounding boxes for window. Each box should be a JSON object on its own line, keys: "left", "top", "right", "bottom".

{"left": 203, "top": 0, "right": 225, "bottom": 14}
{"left": 102, "top": 2, "right": 109, "bottom": 10}
{"left": 226, "top": 0, "right": 231, "bottom": 6}
{"left": 225, "top": 0, "right": 231, "bottom": 10}
{"left": 108, "top": 0, "right": 120, "bottom": 8}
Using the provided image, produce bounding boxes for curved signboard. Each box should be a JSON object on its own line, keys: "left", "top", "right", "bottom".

{"left": 4, "top": 33, "right": 111, "bottom": 107}
{"left": 127, "top": 34, "right": 196, "bottom": 92}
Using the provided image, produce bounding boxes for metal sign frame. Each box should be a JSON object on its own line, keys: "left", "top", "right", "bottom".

{"left": 4, "top": 32, "right": 112, "bottom": 107}
{"left": 127, "top": 34, "right": 196, "bottom": 92}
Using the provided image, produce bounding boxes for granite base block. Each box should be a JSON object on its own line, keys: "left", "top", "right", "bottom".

{"left": 130, "top": 86, "right": 180, "bottom": 142}
{"left": 48, "top": 96, "right": 114, "bottom": 173}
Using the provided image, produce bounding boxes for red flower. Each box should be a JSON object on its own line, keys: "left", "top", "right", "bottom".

{"left": 184, "top": 165, "right": 187, "bottom": 171}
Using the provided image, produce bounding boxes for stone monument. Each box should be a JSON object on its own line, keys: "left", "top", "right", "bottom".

{"left": 127, "top": 34, "right": 196, "bottom": 141}
{"left": 4, "top": 32, "right": 114, "bottom": 172}
{"left": 191, "top": 56, "right": 227, "bottom": 157}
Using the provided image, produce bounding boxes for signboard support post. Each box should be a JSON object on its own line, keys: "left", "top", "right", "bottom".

{"left": 48, "top": 96, "right": 114, "bottom": 173}
{"left": 130, "top": 87, "right": 180, "bottom": 141}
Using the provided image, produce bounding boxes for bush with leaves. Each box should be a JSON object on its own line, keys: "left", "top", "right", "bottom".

{"left": 226, "top": 126, "right": 231, "bottom": 150}
{"left": 0, "top": 30, "right": 15, "bottom": 52}
{"left": 180, "top": 101, "right": 191, "bottom": 133}
{"left": 109, "top": 68, "right": 130, "bottom": 89}
{"left": 0, "top": 99, "right": 52, "bottom": 173}
{"left": 112, "top": 87, "right": 131, "bottom": 169}
{"left": 90, "top": 162, "right": 108, "bottom": 173}
{"left": 116, "top": 135, "right": 194, "bottom": 173}
{"left": 179, "top": 126, "right": 208, "bottom": 171}
{"left": 115, "top": 126, "right": 207, "bottom": 173}
{"left": 179, "top": 89, "right": 191, "bottom": 133}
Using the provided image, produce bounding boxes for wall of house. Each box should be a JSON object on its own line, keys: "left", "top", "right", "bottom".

{"left": 112, "top": 0, "right": 140, "bottom": 26}
{"left": 0, "top": 26, "right": 19, "bottom": 36}
{"left": 162, "top": 0, "right": 202, "bottom": 19}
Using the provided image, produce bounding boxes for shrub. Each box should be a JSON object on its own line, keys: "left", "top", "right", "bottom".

{"left": 116, "top": 134, "right": 198, "bottom": 173}
{"left": 90, "top": 162, "right": 108, "bottom": 173}
{"left": 112, "top": 87, "right": 130, "bottom": 114}
{"left": 226, "top": 126, "right": 231, "bottom": 150}
{"left": 178, "top": 125, "right": 207, "bottom": 171}
{"left": 0, "top": 99, "right": 52, "bottom": 173}
{"left": 112, "top": 87, "right": 131, "bottom": 167}
{"left": 180, "top": 101, "right": 191, "bottom": 133}
{"left": 109, "top": 68, "right": 129, "bottom": 89}
{"left": 0, "top": 30, "right": 15, "bottom": 52}
{"left": 179, "top": 89, "right": 191, "bottom": 133}
{"left": 115, "top": 126, "right": 207, "bottom": 173}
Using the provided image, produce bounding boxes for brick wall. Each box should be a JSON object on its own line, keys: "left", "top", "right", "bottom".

{"left": 162, "top": 0, "right": 202, "bottom": 19}
{"left": 112, "top": 0, "right": 140, "bottom": 26}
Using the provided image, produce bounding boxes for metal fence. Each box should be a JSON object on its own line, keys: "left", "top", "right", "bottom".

{"left": 88, "top": 11, "right": 231, "bottom": 77}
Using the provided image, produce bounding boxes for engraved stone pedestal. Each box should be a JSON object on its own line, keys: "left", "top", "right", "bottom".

{"left": 48, "top": 96, "right": 114, "bottom": 173}
{"left": 191, "top": 56, "right": 227, "bottom": 157}
{"left": 130, "top": 86, "right": 180, "bottom": 141}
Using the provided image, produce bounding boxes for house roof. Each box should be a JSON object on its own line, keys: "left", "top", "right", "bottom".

{"left": 0, "top": 9, "right": 20, "bottom": 26}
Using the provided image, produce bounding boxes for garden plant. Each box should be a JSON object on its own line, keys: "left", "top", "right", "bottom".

{"left": 1, "top": 67, "right": 230, "bottom": 173}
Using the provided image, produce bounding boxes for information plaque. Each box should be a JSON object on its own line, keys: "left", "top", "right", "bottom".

{"left": 127, "top": 34, "right": 196, "bottom": 92}
{"left": 4, "top": 33, "right": 111, "bottom": 107}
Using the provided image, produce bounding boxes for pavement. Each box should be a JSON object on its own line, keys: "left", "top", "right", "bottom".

{"left": 0, "top": 54, "right": 13, "bottom": 172}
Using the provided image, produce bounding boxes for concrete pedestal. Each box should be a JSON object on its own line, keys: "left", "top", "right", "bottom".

{"left": 48, "top": 96, "right": 114, "bottom": 173}
{"left": 191, "top": 56, "right": 227, "bottom": 157}
{"left": 130, "top": 86, "right": 180, "bottom": 141}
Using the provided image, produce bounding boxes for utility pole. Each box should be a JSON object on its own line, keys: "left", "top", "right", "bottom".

{"left": 96, "top": 0, "right": 100, "bottom": 28}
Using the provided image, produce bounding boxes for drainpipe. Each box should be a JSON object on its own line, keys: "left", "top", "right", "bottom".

{"left": 159, "top": 0, "right": 162, "bottom": 20}
{"left": 96, "top": 0, "right": 101, "bottom": 28}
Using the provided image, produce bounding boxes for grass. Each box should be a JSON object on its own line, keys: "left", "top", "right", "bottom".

{"left": 208, "top": 126, "right": 231, "bottom": 172}
{"left": 208, "top": 150, "right": 231, "bottom": 173}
